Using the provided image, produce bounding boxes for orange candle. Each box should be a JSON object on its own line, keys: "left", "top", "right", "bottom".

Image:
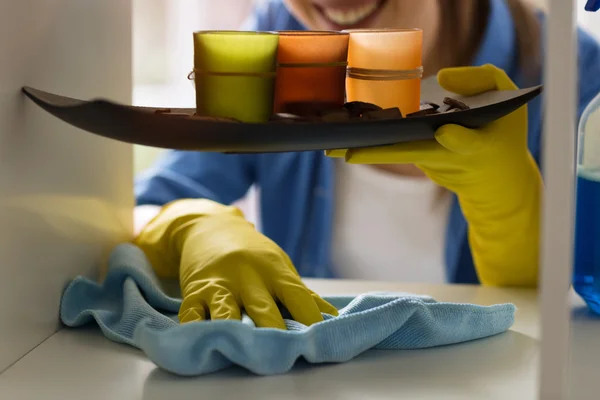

{"left": 273, "top": 31, "right": 349, "bottom": 116}
{"left": 344, "top": 28, "right": 423, "bottom": 116}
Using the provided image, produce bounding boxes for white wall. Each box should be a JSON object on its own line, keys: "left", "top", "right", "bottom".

{"left": 0, "top": 0, "right": 133, "bottom": 372}
{"left": 133, "top": 0, "right": 256, "bottom": 87}
{"left": 133, "top": 0, "right": 168, "bottom": 85}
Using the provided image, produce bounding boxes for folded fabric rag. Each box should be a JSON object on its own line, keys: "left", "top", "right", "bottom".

{"left": 60, "top": 243, "right": 516, "bottom": 376}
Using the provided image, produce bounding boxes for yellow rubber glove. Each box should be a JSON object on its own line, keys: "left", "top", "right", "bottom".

{"left": 133, "top": 199, "right": 338, "bottom": 329}
{"left": 330, "top": 65, "right": 542, "bottom": 287}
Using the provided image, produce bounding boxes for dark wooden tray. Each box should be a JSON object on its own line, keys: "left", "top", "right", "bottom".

{"left": 22, "top": 79, "right": 542, "bottom": 153}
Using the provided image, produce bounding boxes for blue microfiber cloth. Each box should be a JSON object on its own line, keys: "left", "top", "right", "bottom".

{"left": 60, "top": 243, "right": 516, "bottom": 376}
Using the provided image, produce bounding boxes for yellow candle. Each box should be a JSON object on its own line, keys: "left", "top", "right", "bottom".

{"left": 192, "top": 31, "right": 279, "bottom": 123}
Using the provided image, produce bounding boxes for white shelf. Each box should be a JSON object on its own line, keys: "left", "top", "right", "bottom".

{"left": 0, "top": 280, "right": 544, "bottom": 400}
{"left": 2, "top": 279, "right": 598, "bottom": 399}
{"left": 2, "top": 274, "right": 599, "bottom": 400}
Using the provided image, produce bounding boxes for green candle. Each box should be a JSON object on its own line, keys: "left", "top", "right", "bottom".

{"left": 193, "top": 31, "right": 279, "bottom": 123}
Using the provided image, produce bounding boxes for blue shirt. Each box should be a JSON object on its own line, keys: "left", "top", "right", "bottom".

{"left": 135, "top": 0, "right": 600, "bottom": 283}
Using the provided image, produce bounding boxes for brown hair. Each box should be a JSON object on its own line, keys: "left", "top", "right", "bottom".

{"left": 506, "top": 0, "right": 542, "bottom": 79}
{"left": 439, "top": 0, "right": 541, "bottom": 81}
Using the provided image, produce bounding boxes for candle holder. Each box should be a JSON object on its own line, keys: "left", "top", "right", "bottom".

{"left": 191, "top": 31, "right": 279, "bottom": 123}
{"left": 344, "top": 28, "right": 423, "bottom": 116}
{"left": 273, "top": 31, "right": 349, "bottom": 116}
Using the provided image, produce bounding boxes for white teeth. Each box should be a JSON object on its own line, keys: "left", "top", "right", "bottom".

{"left": 323, "top": 2, "right": 379, "bottom": 25}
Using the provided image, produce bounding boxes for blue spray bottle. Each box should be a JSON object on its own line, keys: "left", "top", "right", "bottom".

{"left": 573, "top": 0, "right": 600, "bottom": 313}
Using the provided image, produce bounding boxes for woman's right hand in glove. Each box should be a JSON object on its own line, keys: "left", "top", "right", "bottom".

{"left": 133, "top": 199, "right": 338, "bottom": 329}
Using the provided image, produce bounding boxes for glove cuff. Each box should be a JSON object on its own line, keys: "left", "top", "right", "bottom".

{"left": 458, "top": 159, "right": 542, "bottom": 287}
{"left": 133, "top": 199, "right": 245, "bottom": 278}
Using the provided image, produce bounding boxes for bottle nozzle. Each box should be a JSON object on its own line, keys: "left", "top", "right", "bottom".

{"left": 586, "top": 0, "right": 600, "bottom": 11}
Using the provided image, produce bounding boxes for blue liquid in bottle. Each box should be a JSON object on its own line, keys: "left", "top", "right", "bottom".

{"left": 573, "top": 167, "right": 600, "bottom": 314}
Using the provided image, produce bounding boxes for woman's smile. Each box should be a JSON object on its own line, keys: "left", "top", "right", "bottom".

{"left": 312, "top": 0, "right": 387, "bottom": 28}
{"left": 285, "top": 0, "right": 389, "bottom": 30}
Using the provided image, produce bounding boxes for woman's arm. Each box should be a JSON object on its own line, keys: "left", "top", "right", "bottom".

{"left": 135, "top": 151, "right": 256, "bottom": 206}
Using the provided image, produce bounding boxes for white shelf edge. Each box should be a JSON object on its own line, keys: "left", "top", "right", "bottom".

{"left": 539, "top": 0, "right": 578, "bottom": 399}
